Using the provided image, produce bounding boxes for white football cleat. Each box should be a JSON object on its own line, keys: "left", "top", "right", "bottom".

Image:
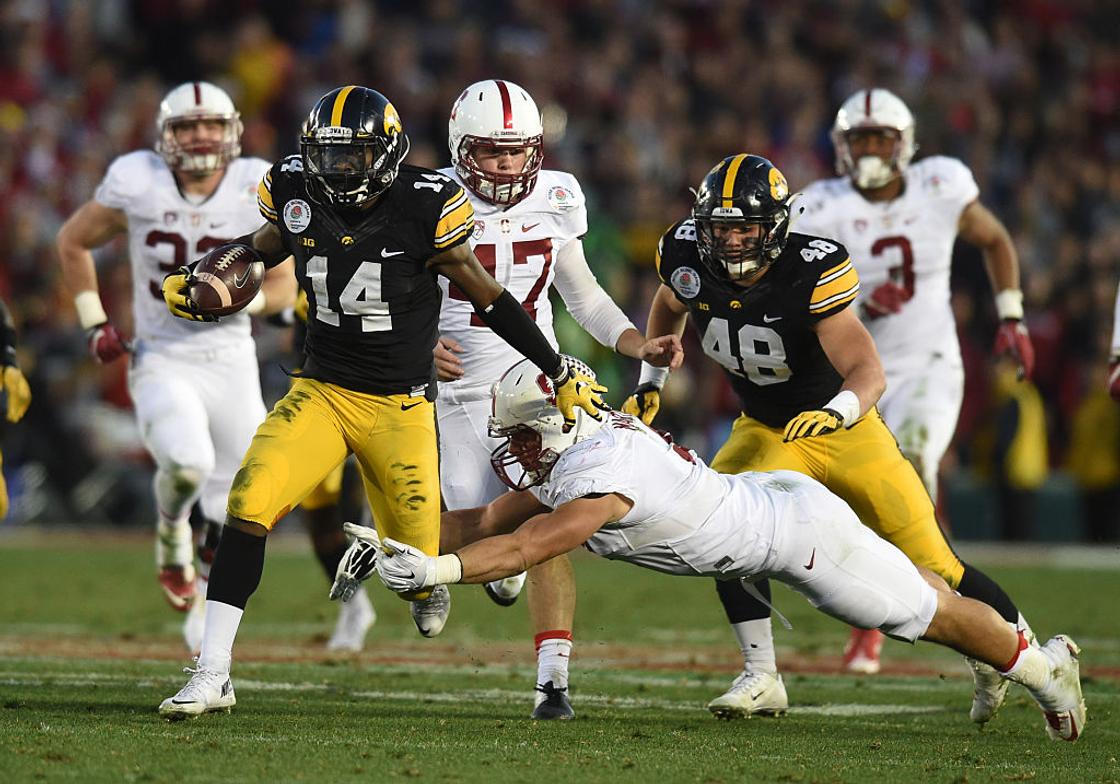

{"left": 159, "top": 664, "right": 236, "bottom": 720}
{"left": 1032, "top": 636, "right": 1087, "bottom": 742}
{"left": 410, "top": 584, "right": 451, "bottom": 638}
{"left": 707, "top": 670, "right": 788, "bottom": 719}
{"left": 967, "top": 657, "right": 1009, "bottom": 724}
{"left": 483, "top": 572, "right": 527, "bottom": 607}
{"left": 327, "top": 586, "right": 376, "bottom": 652}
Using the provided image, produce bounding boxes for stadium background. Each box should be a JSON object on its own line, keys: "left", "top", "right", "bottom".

{"left": 0, "top": 0, "right": 1117, "bottom": 542}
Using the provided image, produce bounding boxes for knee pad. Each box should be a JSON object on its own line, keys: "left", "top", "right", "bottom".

{"left": 227, "top": 460, "right": 288, "bottom": 527}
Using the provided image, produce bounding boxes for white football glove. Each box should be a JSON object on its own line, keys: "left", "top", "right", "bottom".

{"left": 329, "top": 522, "right": 382, "bottom": 602}
{"left": 376, "top": 537, "right": 439, "bottom": 594}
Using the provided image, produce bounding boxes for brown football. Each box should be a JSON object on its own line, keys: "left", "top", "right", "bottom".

{"left": 189, "top": 243, "right": 265, "bottom": 317}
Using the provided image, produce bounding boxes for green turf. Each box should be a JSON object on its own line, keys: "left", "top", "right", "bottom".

{"left": 0, "top": 532, "right": 1117, "bottom": 783}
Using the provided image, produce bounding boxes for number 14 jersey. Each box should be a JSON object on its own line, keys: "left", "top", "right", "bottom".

{"left": 656, "top": 220, "right": 861, "bottom": 429}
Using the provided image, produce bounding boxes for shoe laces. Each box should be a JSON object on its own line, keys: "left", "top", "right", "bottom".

{"left": 726, "top": 669, "right": 774, "bottom": 695}
{"left": 413, "top": 585, "right": 450, "bottom": 618}
{"left": 535, "top": 681, "right": 568, "bottom": 702}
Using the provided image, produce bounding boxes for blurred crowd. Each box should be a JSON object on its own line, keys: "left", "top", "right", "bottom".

{"left": 0, "top": 0, "right": 1117, "bottom": 539}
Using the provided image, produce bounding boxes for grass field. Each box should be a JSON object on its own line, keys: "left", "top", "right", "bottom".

{"left": 1, "top": 530, "right": 1117, "bottom": 783}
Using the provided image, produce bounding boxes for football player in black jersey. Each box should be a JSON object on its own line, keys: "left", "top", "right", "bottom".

{"left": 158, "top": 86, "right": 606, "bottom": 718}
{"left": 624, "top": 154, "right": 1037, "bottom": 725}
{"left": 0, "top": 297, "right": 31, "bottom": 519}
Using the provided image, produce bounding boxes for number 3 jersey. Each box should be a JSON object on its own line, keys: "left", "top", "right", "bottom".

{"left": 94, "top": 150, "right": 269, "bottom": 350}
{"left": 656, "top": 220, "right": 860, "bottom": 428}
{"left": 434, "top": 169, "right": 590, "bottom": 403}
{"left": 795, "top": 156, "right": 979, "bottom": 375}
{"left": 258, "top": 158, "right": 474, "bottom": 395}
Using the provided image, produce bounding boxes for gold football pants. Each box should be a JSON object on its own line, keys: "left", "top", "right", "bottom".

{"left": 228, "top": 378, "right": 440, "bottom": 561}
{"left": 711, "top": 408, "right": 964, "bottom": 587}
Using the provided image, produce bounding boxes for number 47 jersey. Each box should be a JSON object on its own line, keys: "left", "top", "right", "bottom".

{"left": 656, "top": 219, "right": 861, "bottom": 429}
{"left": 435, "top": 168, "right": 588, "bottom": 403}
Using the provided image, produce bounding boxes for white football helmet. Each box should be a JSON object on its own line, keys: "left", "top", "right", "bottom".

{"left": 155, "top": 81, "right": 243, "bottom": 174}
{"left": 448, "top": 79, "right": 544, "bottom": 206}
{"left": 488, "top": 357, "right": 604, "bottom": 490}
{"left": 831, "top": 88, "right": 916, "bottom": 189}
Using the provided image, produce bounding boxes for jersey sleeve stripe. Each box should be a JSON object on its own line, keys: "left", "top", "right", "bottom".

{"left": 819, "top": 259, "right": 853, "bottom": 283}
{"left": 434, "top": 216, "right": 474, "bottom": 249}
{"left": 811, "top": 263, "right": 860, "bottom": 308}
{"left": 257, "top": 179, "right": 275, "bottom": 211}
{"left": 720, "top": 154, "right": 749, "bottom": 208}
{"left": 439, "top": 187, "right": 469, "bottom": 217}
{"left": 809, "top": 283, "right": 860, "bottom": 313}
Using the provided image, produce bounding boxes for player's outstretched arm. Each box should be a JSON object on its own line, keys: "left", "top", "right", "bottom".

{"left": 378, "top": 494, "right": 627, "bottom": 594}
{"left": 623, "top": 285, "right": 691, "bottom": 425}
{"left": 431, "top": 243, "right": 607, "bottom": 425}
{"left": 440, "top": 490, "right": 549, "bottom": 552}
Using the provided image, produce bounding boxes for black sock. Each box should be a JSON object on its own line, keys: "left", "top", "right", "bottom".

{"left": 957, "top": 562, "right": 1019, "bottom": 625}
{"left": 207, "top": 523, "right": 267, "bottom": 610}
{"left": 317, "top": 543, "right": 349, "bottom": 582}
{"left": 715, "top": 578, "right": 772, "bottom": 623}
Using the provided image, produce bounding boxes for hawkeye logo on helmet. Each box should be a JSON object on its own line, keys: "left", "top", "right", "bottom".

{"left": 769, "top": 167, "right": 788, "bottom": 201}
{"left": 314, "top": 126, "right": 353, "bottom": 143}
{"left": 383, "top": 103, "right": 402, "bottom": 135}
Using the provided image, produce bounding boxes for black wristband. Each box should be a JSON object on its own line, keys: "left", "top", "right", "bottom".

{"left": 475, "top": 290, "right": 563, "bottom": 378}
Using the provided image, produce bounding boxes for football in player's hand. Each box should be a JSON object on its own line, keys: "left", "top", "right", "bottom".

{"left": 189, "top": 243, "right": 265, "bottom": 317}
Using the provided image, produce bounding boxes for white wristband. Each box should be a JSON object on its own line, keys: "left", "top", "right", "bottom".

{"left": 823, "top": 389, "right": 862, "bottom": 428}
{"left": 994, "top": 289, "right": 1024, "bottom": 321}
{"left": 638, "top": 361, "right": 669, "bottom": 389}
{"left": 74, "top": 290, "right": 109, "bottom": 330}
{"left": 244, "top": 290, "right": 267, "bottom": 316}
{"left": 434, "top": 554, "right": 463, "bottom": 585}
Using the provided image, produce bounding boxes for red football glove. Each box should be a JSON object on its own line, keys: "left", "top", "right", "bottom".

{"left": 993, "top": 319, "right": 1034, "bottom": 381}
{"left": 87, "top": 323, "right": 132, "bottom": 364}
{"left": 861, "top": 281, "right": 911, "bottom": 320}
{"left": 1108, "top": 359, "right": 1120, "bottom": 402}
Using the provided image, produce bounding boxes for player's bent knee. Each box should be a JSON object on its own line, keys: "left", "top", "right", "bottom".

{"left": 225, "top": 515, "right": 270, "bottom": 538}
{"left": 160, "top": 462, "right": 207, "bottom": 497}
{"left": 227, "top": 461, "right": 288, "bottom": 528}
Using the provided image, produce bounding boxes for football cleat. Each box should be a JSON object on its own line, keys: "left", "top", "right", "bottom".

{"left": 327, "top": 586, "right": 376, "bottom": 652}
{"left": 159, "top": 664, "right": 236, "bottom": 720}
{"left": 158, "top": 564, "right": 197, "bottom": 612}
{"left": 843, "top": 627, "right": 882, "bottom": 675}
{"left": 532, "top": 681, "right": 574, "bottom": 720}
{"left": 410, "top": 584, "right": 451, "bottom": 638}
{"left": 1031, "top": 636, "right": 1087, "bottom": 742}
{"left": 967, "top": 657, "right": 1009, "bottom": 724}
{"left": 483, "top": 572, "right": 527, "bottom": 607}
{"left": 707, "top": 670, "right": 788, "bottom": 719}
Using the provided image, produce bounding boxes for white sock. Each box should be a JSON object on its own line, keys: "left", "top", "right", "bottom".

{"left": 536, "top": 637, "right": 572, "bottom": 689}
{"left": 730, "top": 618, "right": 777, "bottom": 674}
{"left": 1017, "top": 613, "right": 1036, "bottom": 644}
{"left": 197, "top": 600, "right": 243, "bottom": 674}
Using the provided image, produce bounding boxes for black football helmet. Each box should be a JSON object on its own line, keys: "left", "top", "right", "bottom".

{"left": 692, "top": 154, "right": 793, "bottom": 281}
{"left": 300, "top": 86, "right": 410, "bottom": 208}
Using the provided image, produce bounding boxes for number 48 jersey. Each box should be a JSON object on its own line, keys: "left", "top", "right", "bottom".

{"left": 258, "top": 158, "right": 474, "bottom": 395}
{"left": 435, "top": 168, "right": 588, "bottom": 402}
{"left": 656, "top": 219, "right": 860, "bottom": 429}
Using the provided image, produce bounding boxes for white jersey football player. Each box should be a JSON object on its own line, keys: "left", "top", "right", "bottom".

{"left": 794, "top": 88, "right": 1034, "bottom": 673}
{"left": 56, "top": 81, "right": 298, "bottom": 647}
{"left": 357, "top": 358, "right": 1086, "bottom": 743}
{"left": 1109, "top": 282, "right": 1120, "bottom": 401}
{"left": 433, "top": 79, "right": 681, "bottom": 718}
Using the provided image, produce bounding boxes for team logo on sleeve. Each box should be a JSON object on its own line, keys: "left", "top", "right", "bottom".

{"left": 547, "top": 185, "right": 575, "bottom": 211}
{"left": 670, "top": 266, "right": 702, "bottom": 299}
{"left": 283, "top": 199, "right": 312, "bottom": 234}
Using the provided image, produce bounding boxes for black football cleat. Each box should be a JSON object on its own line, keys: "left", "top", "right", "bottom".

{"left": 531, "top": 681, "right": 574, "bottom": 720}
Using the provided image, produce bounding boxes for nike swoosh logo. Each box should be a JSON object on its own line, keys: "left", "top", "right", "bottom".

{"left": 804, "top": 548, "right": 816, "bottom": 570}
{"left": 210, "top": 222, "right": 226, "bottom": 229}
{"left": 749, "top": 691, "right": 764, "bottom": 701}
{"left": 521, "top": 223, "right": 540, "bottom": 233}
{"left": 233, "top": 268, "right": 253, "bottom": 287}
{"left": 401, "top": 400, "right": 424, "bottom": 411}
{"left": 763, "top": 314, "right": 782, "bottom": 323}
{"left": 381, "top": 249, "right": 405, "bottom": 257}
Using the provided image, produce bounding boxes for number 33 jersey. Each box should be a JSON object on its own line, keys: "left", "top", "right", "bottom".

{"left": 95, "top": 150, "right": 270, "bottom": 350}
{"left": 258, "top": 158, "right": 474, "bottom": 395}
{"left": 435, "top": 168, "right": 588, "bottom": 402}
{"left": 796, "top": 156, "right": 979, "bottom": 374}
{"left": 656, "top": 220, "right": 860, "bottom": 429}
